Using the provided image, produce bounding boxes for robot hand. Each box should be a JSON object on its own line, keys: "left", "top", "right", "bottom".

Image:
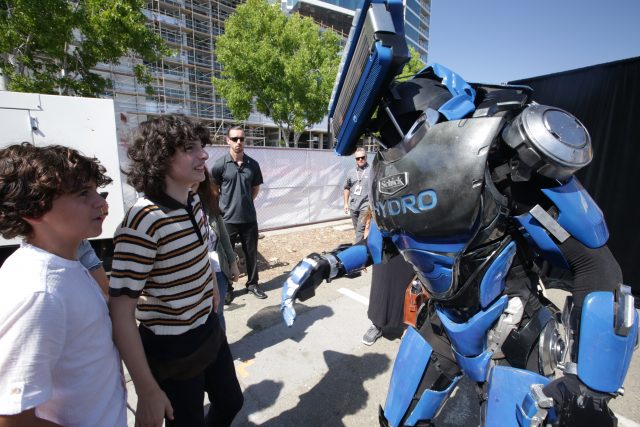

{"left": 542, "top": 374, "right": 617, "bottom": 426}
{"left": 281, "top": 253, "right": 331, "bottom": 326}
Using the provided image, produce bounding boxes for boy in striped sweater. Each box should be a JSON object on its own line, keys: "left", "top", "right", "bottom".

{"left": 109, "top": 115, "right": 243, "bottom": 427}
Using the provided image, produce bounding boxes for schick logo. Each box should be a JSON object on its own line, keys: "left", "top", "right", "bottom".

{"left": 378, "top": 173, "right": 408, "bottom": 195}
{"left": 374, "top": 189, "right": 437, "bottom": 218}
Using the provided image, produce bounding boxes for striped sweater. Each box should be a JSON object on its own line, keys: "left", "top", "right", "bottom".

{"left": 109, "top": 193, "right": 214, "bottom": 335}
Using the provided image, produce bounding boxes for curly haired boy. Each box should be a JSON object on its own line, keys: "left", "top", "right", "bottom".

{"left": 0, "top": 143, "right": 126, "bottom": 426}
{"left": 109, "top": 115, "right": 243, "bottom": 427}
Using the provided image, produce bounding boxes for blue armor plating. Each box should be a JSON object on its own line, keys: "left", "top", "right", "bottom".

{"left": 437, "top": 295, "right": 508, "bottom": 356}
{"left": 431, "top": 63, "right": 477, "bottom": 120}
{"left": 281, "top": 0, "right": 638, "bottom": 424}
{"left": 452, "top": 348, "right": 493, "bottom": 383}
{"left": 384, "top": 327, "right": 462, "bottom": 426}
{"left": 485, "top": 367, "right": 551, "bottom": 426}
{"left": 366, "top": 220, "right": 384, "bottom": 264}
{"left": 479, "top": 241, "right": 516, "bottom": 308}
{"left": 383, "top": 327, "right": 436, "bottom": 426}
{"left": 541, "top": 177, "right": 609, "bottom": 248}
{"left": 335, "top": 244, "right": 368, "bottom": 273}
{"left": 400, "top": 249, "right": 455, "bottom": 294}
{"left": 516, "top": 177, "right": 610, "bottom": 272}
{"left": 578, "top": 291, "right": 639, "bottom": 392}
{"left": 516, "top": 212, "right": 570, "bottom": 269}
{"left": 392, "top": 234, "right": 465, "bottom": 297}
{"left": 404, "top": 376, "right": 460, "bottom": 426}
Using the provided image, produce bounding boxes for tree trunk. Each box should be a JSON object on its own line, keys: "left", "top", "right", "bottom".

{"left": 293, "top": 131, "right": 302, "bottom": 147}
{"left": 280, "top": 126, "right": 291, "bottom": 147}
{"left": 0, "top": 72, "right": 8, "bottom": 91}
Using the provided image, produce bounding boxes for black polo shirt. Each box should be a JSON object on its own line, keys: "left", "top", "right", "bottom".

{"left": 211, "top": 152, "right": 263, "bottom": 224}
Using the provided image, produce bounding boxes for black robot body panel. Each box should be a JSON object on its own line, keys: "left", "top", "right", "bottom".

{"left": 371, "top": 116, "right": 506, "bottom": 239}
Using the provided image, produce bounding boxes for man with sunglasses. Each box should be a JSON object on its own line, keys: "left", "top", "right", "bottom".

{"left": 212, "top": 126, "right": 266, "bottom": 301}
{"left": 343, "top": 147, "right": 371, "bottom": 242}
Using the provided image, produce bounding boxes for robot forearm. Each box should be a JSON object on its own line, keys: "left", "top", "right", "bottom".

{"left": 280, "top": 243, "right": 372, "bottom": 326}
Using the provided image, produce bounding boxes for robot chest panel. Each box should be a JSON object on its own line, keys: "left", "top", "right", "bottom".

{"left": 370, "top": 118, "right": 504, "bottom": 238}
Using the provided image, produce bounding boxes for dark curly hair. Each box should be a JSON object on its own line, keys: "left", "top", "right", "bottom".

{"left": 0, "top": 142, "right": 112, "bottom": 240}
{"left": 125, "top": 115, "right": 210, "bottom": 197}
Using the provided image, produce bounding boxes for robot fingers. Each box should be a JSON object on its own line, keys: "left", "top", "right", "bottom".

{"left": 281, "top": 276, "right": 298, "bottom": 327}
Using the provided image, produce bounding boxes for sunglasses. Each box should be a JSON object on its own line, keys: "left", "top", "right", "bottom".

{"left": 229, "top": 136, "right": 245, "bottom": 142}
{"left": 355, "top": 156, "right": 366, "bottom": 161}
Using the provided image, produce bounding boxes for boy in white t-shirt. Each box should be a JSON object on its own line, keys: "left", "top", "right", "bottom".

{"left": 0, "top": 143, "right": 126, "bottom": 426}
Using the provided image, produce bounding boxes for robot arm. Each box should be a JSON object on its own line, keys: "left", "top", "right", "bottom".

{"left": 281, "top": 235, "right": 385, "bottom": 326}
{"left": 497, "top": 121, "right": 639, "bottom": 424}
{"left": 537, "top": 284, "right": 638, "bottom": 427}
{"left": 281, "top": 219, "right": 393, "bottom": 326}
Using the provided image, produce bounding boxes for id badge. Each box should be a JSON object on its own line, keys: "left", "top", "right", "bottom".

{"left": 353, "top": 184, "right": 362, "bottom": 196}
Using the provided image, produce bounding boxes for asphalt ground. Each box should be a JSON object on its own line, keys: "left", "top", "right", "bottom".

{"left": 124, "top": 220, "right": 640, "bottom": 426}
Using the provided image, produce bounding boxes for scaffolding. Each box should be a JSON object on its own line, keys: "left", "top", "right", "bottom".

{"left": 94, "top": 0, "right": 268, "bottom": 145}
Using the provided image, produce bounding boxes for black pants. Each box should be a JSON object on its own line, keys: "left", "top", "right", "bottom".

{"left": 225, "top": 221, "right": 259, "bottom": 287}
{"left": 161, "top": 336, "right": 244, "bottom": 427}
{"left": 368, "top": 255, "right": 415, "bottom": 329}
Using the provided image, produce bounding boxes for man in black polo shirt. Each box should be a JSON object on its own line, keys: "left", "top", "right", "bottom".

{"left": 211, "top": 125, "right": 266, "bottom": 301}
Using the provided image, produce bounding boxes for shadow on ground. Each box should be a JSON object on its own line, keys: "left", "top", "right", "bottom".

{"left": 224, "top": 272, "right": 288, "bottom": 309}
{"left": 229, "top": 304, "right": 334, "bottom": 362}
{"left": 235, "top": 350, "right": 391, "bottom": 426}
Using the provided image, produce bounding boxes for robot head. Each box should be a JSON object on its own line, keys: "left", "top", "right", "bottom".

{"left": 375, "top": 76, "right": 453, "bottom": 149}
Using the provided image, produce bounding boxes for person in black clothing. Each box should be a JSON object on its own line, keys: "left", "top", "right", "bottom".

{"left": 362, "top": 255, "right": 415, "bottom": 345}
{"left": 359, "top": 209, "right": 415, "bottom": 345}
{"left": 211, "top": 125, "right": 266, "bottom": 301}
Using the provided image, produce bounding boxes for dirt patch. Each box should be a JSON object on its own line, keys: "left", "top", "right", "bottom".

{"left": 235, "top": 224, "right": 355, "bottom": 285}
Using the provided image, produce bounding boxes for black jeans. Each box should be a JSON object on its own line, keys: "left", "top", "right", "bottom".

{"left": 161, "top": 334, "right": 244, "bottom": 427}
{"left": 225, "top": 221, "right": 259, "bottom": 287}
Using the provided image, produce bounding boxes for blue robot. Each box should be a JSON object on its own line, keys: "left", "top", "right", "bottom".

{"left": 281, "top": 0, "right": 638, "bottom": 425}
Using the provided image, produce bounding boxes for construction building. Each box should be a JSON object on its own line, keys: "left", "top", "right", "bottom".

{"left": 95, "top": 0, "right": 277, "bottom": 146}
{"left": 95, "top": 0, "right": 429, "bottom": 149}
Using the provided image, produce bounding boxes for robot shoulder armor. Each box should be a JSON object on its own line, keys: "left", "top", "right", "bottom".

{"left": 502, "top": 105, "right": 592, "bottom": 180}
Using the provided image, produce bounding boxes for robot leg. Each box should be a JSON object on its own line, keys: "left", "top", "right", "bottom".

{"left": 381, "top": 314, "right": 461, "bottom": 427}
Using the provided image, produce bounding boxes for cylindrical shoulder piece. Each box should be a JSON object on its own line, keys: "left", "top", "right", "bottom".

{"left": 502, "top": 104, "right": 592, "bottom": 179}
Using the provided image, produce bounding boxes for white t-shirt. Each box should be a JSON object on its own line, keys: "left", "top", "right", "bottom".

{"left": 0, "top": 244, "right": 126, "bottom": 426}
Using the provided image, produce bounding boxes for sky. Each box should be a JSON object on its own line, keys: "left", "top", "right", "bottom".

{"left": 428, "top": 0, "right": 640, "bottom": 84}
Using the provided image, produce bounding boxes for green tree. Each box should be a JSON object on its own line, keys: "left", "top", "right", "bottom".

{"left": 398, "top": 45, "right": 426, "bottom": 79}
{"left": 214, "top": 0, "right": 341, "bottom": 146}
{"left": 0, "top": 0, "right": 168, "bottom": 96}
